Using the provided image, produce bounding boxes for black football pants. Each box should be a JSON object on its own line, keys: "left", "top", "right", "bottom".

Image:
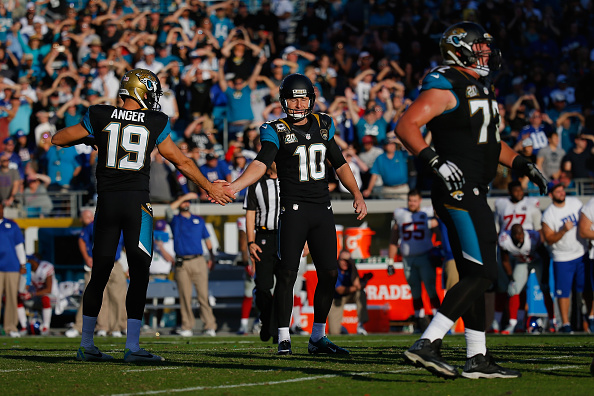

{"left": 83, "top": 191, "right": 153, "bottom": 320}
{"left": 431, "top": 184, "right": 498, "bottom": 331}
{"left": 272, "top": 201, "right": 338, "bottom": 329}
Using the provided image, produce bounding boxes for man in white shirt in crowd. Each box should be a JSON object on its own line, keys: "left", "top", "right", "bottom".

{"left": 542, "top": 181, "right": 586, "bottom": 333}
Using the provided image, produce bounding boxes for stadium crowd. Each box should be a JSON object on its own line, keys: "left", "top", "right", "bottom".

{"left": 0, "top": 0, "right": 594, "bottom": 211}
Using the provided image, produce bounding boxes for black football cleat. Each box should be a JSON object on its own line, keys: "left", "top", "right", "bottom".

{"left": 461, "top": 351, "right": 521, "bottom": 379}
{"left": 404, "top": 338, "right": 459, "bottom": 379}
{"left": 307, "top": 336, "right": 350, "bottom": 355}
{"left": 277, "top": 340, "right": 292, "bottom": 355}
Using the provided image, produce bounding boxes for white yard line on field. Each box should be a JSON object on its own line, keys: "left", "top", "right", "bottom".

{"left": 523, "top": 355, "right": 574, "bottom": 361}
{"left": 124, "top": 367, "right": 184, "bottom": 373}
{"left": 538, "top": 365, "right": 580, "bottom": 371}
{"left": 0, "top": 369, "right": 31, "bottom": 373}
{"left": 107, "top": 368, "right": 413, "bottom": 396}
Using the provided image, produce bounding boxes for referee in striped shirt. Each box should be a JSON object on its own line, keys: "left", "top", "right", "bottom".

{"left": 244, "top": 163, "right": 280, "bottom": 343}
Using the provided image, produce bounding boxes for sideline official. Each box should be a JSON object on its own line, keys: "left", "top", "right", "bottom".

{"left": 244, "top": 163, "right": 280, "bottom": 342}
{"left": 166, "top": 192, "right": 217, "bottom": 337}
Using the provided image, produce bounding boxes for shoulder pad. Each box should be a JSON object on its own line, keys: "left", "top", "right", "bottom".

{"left": 421, "top": 66, "right": 455, "bottom": 92}
{"left": 268, "top": 120, "right": 291, "bottom": 134}
{"left": 316, "top": 113, "right": 332, "bottom": 129}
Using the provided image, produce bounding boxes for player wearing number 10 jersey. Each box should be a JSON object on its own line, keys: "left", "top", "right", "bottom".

{"left": 52, "top": 68, "right": 233, "bottom": 363}
{"left": 226, "top": 73, "right": 367, "bottom": 356}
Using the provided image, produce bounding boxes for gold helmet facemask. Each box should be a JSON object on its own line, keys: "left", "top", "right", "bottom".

{"left": 119, "top": 68, "right": 163, "bottom": 110}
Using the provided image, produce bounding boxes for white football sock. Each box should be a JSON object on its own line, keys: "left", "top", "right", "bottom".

{"left": 421, "top": 312, "right": 454, "bottom": 342}
{"left": 278, "top": 327, "right": 291, "bottom": 343}
{"left": 465, "top": 328, "right": 487, "bottom": 358}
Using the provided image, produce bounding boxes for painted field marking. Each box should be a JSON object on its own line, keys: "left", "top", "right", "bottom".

{"left": 108, "top": 368, "right": 415, "bottom": 396}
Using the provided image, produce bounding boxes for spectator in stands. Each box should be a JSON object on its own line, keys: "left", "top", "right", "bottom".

{"left": 517, "top": 109, "right": 553, "bottom": 155}
{"left": 135, "top": 46, "right": 164, "bottom": 75}
{"left": 0, "top": 201, "right": 26, "bottom": 337}
{"left": 363, "top": 135, "right": 409, "bottom": 199}
{"left": 328, "top": 249, "right": 370, "bottom": 336}
{"left": 46, "top": 140, "right": 81, "bottom": 192}
{"left": 90, "top": 60, "right": 119, "bottom": 101}
{"left": 338, "top": 145, "right": 367, "bottom": 194}
{"left": 0, "top": 152, "right": 20, "bottom": 207}
{"left": 562, "top": 133, "right": 594, "bottom": 180}
{"left": 218, "top": 55, "right": 265, "bottom": 141}
{"left": 555, "top": 109, "right": 585, "bottom": 153}
{"left": 33, "top": 110, "right": 56, "bottom": 145}
{"left": 22, "top": 172, "right": 52, "bottom": 217}
{"left": 345, "top": 88, "right": 392, "bottom": 146}
{"left": 199, "top": 153, "right": 231, "bottom": 201}
{"left": 17, "top": 254, "right": 58, "bottom": 335}
{"left": 14, "top": 130, "right": 33, "bottom": 171}
{"left": 536, "top": 131, "right": 565, "bottom": 181}
{"left": 166, "top": 192, "right": 217, "bottom": 337}
{"left": 1, "top": 136, "right": 22, "bottom": 177}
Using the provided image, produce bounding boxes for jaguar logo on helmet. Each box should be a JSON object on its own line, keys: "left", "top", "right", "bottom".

{"left": 136, "top": 71, "right": 158, "bottom": 93}
{"left": 445, "top": 29, "right": 468, "bottom": 47}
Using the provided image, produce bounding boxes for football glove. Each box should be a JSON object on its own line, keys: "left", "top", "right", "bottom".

{"left": 512, "top": 155, "right": 548, "bottom": 195}
{"left": 418, "top": 147, "right": 465, "bottom": 192}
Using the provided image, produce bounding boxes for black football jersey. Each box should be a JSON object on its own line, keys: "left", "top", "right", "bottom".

{"left": 81, "top": 105, "right": 171, "bottom": 192}
{"left": 259, "top": 113, "right": 345, "bottom": 204}
{"left": 422, "top": 66, "right": 501, "bottom": 186}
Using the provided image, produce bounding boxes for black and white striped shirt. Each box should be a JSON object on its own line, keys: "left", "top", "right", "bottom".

{"left": 243, "top": 174, "right": 280, "bottom": 230}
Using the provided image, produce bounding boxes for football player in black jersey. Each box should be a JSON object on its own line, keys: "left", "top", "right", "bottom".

{"left": 52, "top": 68, "right": 234, "bottom": 363}
{"left": 396, "top": 22, "right": 547, "bottom": 379}
{"left": 225, "top": 73, "right": 367, "bottom": 355}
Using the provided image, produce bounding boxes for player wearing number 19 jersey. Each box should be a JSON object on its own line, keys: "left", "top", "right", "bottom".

{"left": 226, "top": 74, "right": 367, "bottom": 356}
{"left": 52, "top": 68, "right": 233, "bottom": 363}
{"left": 396, "top": 22, "right": 547, "bottom": 379}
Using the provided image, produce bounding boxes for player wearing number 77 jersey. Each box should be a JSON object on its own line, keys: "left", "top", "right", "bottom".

{"left": 396, "top": 22, "right": 548, "bottom": 379}
{"left": 224, "top": 73, "right": 367, "bottom": 356}
{"left": 494, "top": 181, "right": 541, "bottom": 234}
{"left": 52, "top": 68, "right": 234, "bottom": 363}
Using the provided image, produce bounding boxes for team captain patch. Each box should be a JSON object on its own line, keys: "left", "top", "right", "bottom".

{"left": 285, "top": 133, "right": 297, "bottom": 144}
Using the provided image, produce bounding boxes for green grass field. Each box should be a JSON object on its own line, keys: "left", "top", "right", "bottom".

{"left": 1, "top": 333, "right": 593, "bottom": 395}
